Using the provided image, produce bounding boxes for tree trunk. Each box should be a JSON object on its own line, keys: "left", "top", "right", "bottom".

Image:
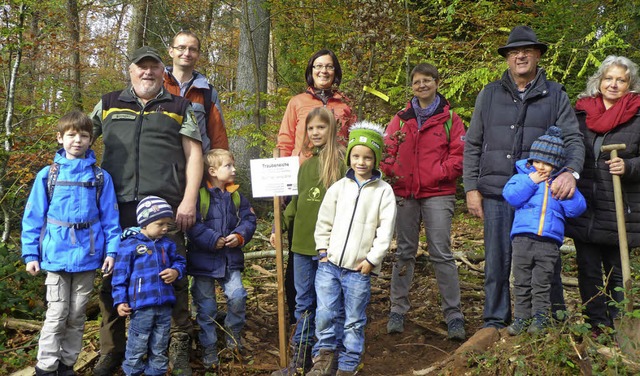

{"left": 66, "top": 0, "right": 82, "bottom": 109}
{"left": 233, "top": 0, "right": 270, "bottom": 181}
{"left": 128, "top": 0, "right": 151, "bottom": 54}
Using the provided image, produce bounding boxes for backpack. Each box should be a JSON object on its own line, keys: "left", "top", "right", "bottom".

{"left": 203, "top": 83, "right": 215, "bottom": 126}
{"left": 198, "top": 187, "right": 241, "bottom": 222}
{"left": 47, "top": 162, "right": 104, "bottom": 205}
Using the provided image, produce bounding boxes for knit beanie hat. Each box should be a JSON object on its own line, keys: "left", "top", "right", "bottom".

{"left": 136, "top": 196, "right": 174, "bottom": 228}
{"left": 528, "top": 126, "right": 565, "bottom": 170}
{"left": 346, "top": 121, "right": 385, "bottom": 169}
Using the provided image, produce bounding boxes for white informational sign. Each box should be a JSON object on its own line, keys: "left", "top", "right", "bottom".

{"left": 250, "top": 156, "right": 299, "bottom": 198}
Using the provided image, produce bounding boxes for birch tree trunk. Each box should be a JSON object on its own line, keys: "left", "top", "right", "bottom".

{"left": 232, "top": 0, "right": 270, "bottom": 179}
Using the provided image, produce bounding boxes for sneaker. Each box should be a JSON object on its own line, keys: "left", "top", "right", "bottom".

{"left": 93, "top": 352, "right": 124, "bottom": 376}
{"left": 169, "top": 333, "right": 192, "bottom": 376}
{"left": 306, "top": 349, "right": 335, "bottom": 376}
{"left": 57, "top": 362, "right": 76, "bottom": 376}
{"left": 336, "top": 370, "right": 357, "bottom": 376}
{"left": 447, "top": 318, "right": 466, "bottom": 341}
{"left": 528, "top": 314, "right": 549, "bottom": 335}
{"left": 34, "top": 367, "right": 57, "bottom": 376}
{"left": 507, "top": 317, "right": 530, "bottom": 336}
{"left": 202, "top": 347, "right": 219, "bottom": 370}
{"left": 271, "top": 343, "right": 313, "bottom": 376}
{"left": 387, "top": 312, "right": 405, "bottom": 334}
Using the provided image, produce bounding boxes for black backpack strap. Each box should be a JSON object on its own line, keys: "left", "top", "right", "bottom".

{"left": 203, "top": 83, "right": 213, "bottom": 125}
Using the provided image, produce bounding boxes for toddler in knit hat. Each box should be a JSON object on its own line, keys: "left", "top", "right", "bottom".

{"left": 502, "top": 126, "right": 586, "bottom": 336}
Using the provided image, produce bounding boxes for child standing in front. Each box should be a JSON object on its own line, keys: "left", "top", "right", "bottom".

{"left": 21, "top": 111, "right": 121, "bottom": 376}
{"left": 271, "top": 107, "right": 346, "bottom": 376}
{"left": 307, "top": 121, "right": 397, "bottom": 376}
{"left": 502, "top": 126, "right": 586, "bottom": 335}
{"left": 186, "top": 149, "right": 257, "bottom": 370}
{"left": 111, "top": 196, "right": 187, "bottom": 376}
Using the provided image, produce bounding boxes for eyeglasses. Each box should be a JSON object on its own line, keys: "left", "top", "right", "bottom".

{"left": 412, "top": 78, "right": 436, "bottom": 86}
{"left": 507, "top": 48, "right": 536, "bottom": 58}
{"left": 312, "top": 64, "right": 335, "bottom": 71}
{"left": 172, "top": 45, "right": 199, "bottom": 54}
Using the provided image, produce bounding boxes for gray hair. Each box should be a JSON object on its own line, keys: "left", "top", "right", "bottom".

{"left": 578, "top": 55, "right": 640, "bottom": 98}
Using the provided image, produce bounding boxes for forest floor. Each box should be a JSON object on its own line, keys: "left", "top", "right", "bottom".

{"left": 5, "top": 204, "right": 640, "bottom": 375}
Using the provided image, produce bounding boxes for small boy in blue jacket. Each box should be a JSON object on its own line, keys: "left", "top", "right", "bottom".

{"left": 21, "top": 111, "right": 121, "bottom": 376}
{"left": 503, "top": 126, "right": 586, "bottom": 335}
{"left": 186, "top": 149, "right": 257, "bottom": 370}
{"left": 112, "top": 196, "right": 186, "bottom": 376}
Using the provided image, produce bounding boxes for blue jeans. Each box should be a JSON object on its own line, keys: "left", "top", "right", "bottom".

{"left": 483, "top": 198, "right": 566, "bottom": 328}
{"left": 191, "top": 271, "right": 247, "bottom": 352}
{"left": 293, "top": 253, "right": 318, "bottom": 346}
{"left": 315, "top": 261, "right": 370, "bottom": 373}
{"left": 122, "top": 305, "right": 172, "bottom": 376}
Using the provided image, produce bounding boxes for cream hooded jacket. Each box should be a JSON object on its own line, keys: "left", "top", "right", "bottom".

{"left": 314, "top": 169, "right": 397, "bottom": 275}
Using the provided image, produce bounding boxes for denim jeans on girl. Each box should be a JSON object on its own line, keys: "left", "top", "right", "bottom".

{"left": 314, "top": 261, "right": 370, "bottom": 373}
{"left": 122, "top": 305, "right": 172, "bottom": 376}
{"left": 292, "top": 253, "right": 318, "bottom": 346}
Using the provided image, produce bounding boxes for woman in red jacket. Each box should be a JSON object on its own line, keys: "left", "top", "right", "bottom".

{"left": 381, "top": 63, "right": 466, "bottom": 340}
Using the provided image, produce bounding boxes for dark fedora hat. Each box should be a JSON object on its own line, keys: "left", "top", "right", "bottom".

{"left": 497, "top": 26, "right": 548, "bottom": 57}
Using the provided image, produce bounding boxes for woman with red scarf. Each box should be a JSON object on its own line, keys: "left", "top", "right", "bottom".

{"left": 566, "top": 55, "right": 640, "bottom": 334}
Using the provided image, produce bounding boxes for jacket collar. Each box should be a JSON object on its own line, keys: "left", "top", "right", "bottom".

{"left": 399, "top": 92, "right": 448, "bottom": 122}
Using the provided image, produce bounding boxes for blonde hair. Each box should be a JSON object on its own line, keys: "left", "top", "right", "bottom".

{"left": 204, "top": 149, "right": 234, "bottom": 173}
{"left": 302, "top": 107, "right": 345, "bottom": 188}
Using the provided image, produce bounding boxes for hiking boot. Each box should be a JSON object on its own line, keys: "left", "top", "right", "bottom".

{"left": 336, "top": 370, "right": 357, "bottom": 376}
{"left": 527, "top": 314, "right": 549, "bottom": 335}
{"left": 387, "top": 312, "right": 405, "bottom": 334}
{"left": 447, "top": 318, "right": 466, "bottom": 341}
{"left": 57, "top": 362, "right": 76, "bottom": 376}
{"left": 93, "top": 352, "right": 123, "bottom": 376}
{"left": 271, "top": 343, "right": 313, "bottom": 376}
{"left": 306, "top": 349, "right": 335, "bottom": 376}
{"left": 507, "top": 317, "right": 530, "bottom": 336}
{"left": 34, "top": 367, "right": 57, "bottom": 376}
{"left": 169, "top": 332, "right": 192, "bottom": 376}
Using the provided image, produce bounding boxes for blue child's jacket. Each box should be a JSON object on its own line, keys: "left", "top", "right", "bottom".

{"left": 503, "top": 159, "right": 587, "bottom": 245}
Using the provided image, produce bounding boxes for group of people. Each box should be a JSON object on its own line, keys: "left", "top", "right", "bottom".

{"left": 19, "top": 23, "right": 640, "bottom": 376}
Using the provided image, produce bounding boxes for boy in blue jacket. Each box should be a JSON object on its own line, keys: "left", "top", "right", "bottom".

{"left": 21, "top": 111, "right": 121, "bottom": 376}
{"left": 503, "top": 126, "right": 586, "bottom": 335}
{"left": 112, "top": 196, "right": 186, "bottom": 376}
{"left": 186, "top": 149, "right": 257, "bottom": 370}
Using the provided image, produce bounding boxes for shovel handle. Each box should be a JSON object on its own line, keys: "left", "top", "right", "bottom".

{"left": 600, "top": 144, "right": 633, "bottom": 312}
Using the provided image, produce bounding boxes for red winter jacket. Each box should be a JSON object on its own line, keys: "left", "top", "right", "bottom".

{"left": 381, "top": 95, "right": 465, "bottom": 199}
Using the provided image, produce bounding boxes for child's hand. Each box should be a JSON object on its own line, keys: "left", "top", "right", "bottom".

{"left": 355, "top": 260, "right": 373, "bottom": 275}
{"left": 269, "top": 233, "right": 277, "bottom": 248}
{"left": 215, "top": 237, "right": 226, "bottom": 249}
{"left": 225, "top": 234, "right": 240, "bottom": 248}
{"left": 117, "top": 303, "right": 132, "bottom": 317}
{"left": 159, "top": 268, "right": 179, "bottom": 284}
{"left": 26, "top": 261, "right": 40, "bottom": 276}
{"left": 529, "top": 170, "right": 548, "bottom": 184}
{"left": 101, "top": 256, "right": 115, "bottom": 276}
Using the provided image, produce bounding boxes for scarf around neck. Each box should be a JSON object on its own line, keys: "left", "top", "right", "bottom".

{"left": 575, "top": 92, "right": 640, "bottom": 133}
{"left": 412, "top": 95, "right": 441, "bottom": 129}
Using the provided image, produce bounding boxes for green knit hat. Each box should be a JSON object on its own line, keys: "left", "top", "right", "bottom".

{"left": 346, "top": 121, "right": 385, "bottom": 169}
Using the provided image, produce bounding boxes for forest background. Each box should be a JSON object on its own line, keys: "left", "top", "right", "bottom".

{"left": 1, "top": 0, "right": 640, "bottom": 372}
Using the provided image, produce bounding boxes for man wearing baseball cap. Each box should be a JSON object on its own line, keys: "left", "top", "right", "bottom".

{"left": 90, "top": 46, "right": 203, "bottom": 375}
{"left": 463, "top": 26, "right": 585, "bottom": 333}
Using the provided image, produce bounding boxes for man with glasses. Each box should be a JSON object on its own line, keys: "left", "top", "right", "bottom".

{"left": 463, "top": 26, "right": 584, "bottom": 332}
{"left": 165, "top": 30, "right": 228, "bottom": 152}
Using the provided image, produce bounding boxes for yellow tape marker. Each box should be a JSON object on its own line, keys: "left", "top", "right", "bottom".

{"left": 363, "top": 86, "right": 389, "bottom": 102}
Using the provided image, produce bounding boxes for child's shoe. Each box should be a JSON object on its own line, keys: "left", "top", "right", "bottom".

{"left": 387, "top": 312, "right": 405, "bottom": 334}
{"left": 336, "top": 370, "right": 357, "bottom": 376}
{"left": 271, "top": 342, "right": 313, "bottom": 376}
{"left": 527, "top": 313, "right": 549, "bottom": 335}
{"left": 507, "top": 317, "right": 529, "bottom": 336}
{"left": 447, "top": 318, "right": 466, "bottom": 341}
{"left": 202, "top": 346, "right": 219, "bottom": 370}
{"left": 57, "top": 362, "right": 76, "bottom": 376}
{"left": 34, "top": 367, "right": 57, "bottom": 376}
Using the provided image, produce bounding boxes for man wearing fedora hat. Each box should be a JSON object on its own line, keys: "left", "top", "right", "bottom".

{"left": 463, "top": 26, "right": 585, "bottom": 330}
{"left": 90, "top": 46, "right": 203, "bottom": 375}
